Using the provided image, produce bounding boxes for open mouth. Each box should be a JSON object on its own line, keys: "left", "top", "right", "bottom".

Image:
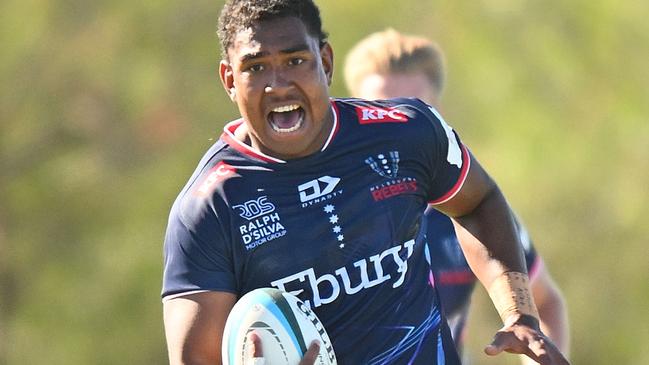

{"left": 268, "top": 104, "right": 304, "bottom": 133}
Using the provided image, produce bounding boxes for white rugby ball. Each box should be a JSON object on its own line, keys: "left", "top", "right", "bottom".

{"left": 222, "top": 288, "right": 337, "bottom": 365}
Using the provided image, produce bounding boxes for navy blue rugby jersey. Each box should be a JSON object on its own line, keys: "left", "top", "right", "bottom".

{"left": 162, "top": 97, "right": 470, "bottom": 364}
{"left": 424, "top": 209, "right": 541, "bottom": 346}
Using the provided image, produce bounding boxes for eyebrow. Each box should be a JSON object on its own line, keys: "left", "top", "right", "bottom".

{"left": 238, "top": 43, "right": 311, "bottom": 63}
{"left": 280, "top": 44, "right": 310, "bottom": 55}
{"left": 239, "top": 51, "right": 268, "bottom": 63}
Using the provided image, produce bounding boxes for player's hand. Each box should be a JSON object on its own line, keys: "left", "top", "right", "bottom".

{"left": 298, "top": 340, "right": 320, "bottom": 365}
{"left": 484, "top": 314, "right": 570, "bottom": 365}
{"left": 246, "top": 331, "right": 320, "bottom": 365}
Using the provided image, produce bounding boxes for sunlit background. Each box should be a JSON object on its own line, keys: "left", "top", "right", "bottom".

{"left": 1, "top": 0, "right": 648, "bottom": 364}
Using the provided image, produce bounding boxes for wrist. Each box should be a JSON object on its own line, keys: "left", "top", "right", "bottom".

{"left": 502, "top": 312, "right": 540, "bottom": 329}
{"left": 487, "top": 271, "right": 539, "bottom": 323}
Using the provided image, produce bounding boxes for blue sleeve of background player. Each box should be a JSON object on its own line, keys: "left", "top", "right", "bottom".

{"left": 516, "top": 214, "right": 542, "bottom": 280}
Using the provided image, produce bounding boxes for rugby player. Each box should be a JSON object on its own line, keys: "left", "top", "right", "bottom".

{"left": 161, "top": 1, "right": 571, "bottom": 364}
{"left": 344, "top": 29, "right": 570, "bottom": 364}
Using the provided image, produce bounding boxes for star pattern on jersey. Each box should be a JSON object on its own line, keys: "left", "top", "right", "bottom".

{"left": 323, "top": 205, "right": 345, "bottom": 249}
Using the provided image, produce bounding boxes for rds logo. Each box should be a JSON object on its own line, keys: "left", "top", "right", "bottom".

{"left": 233, "top": 196, "right": 276, "bottom": 221}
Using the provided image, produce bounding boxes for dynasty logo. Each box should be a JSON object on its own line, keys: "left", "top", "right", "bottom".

{"left": 298, "top": 176, "right": 343, "bottom": 208}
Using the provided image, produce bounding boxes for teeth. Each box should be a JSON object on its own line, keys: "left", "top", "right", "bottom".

{"left": 272, "top": 104, "right": 300, "bottom": 113}
{"left": 271, "top": 117, "right": 303, "bottom": 133}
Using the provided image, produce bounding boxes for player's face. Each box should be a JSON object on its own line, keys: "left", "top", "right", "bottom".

{"left": 220, "top": 17, "right": 334, "bottom": 160}
{"left": 356, "top": 72, "right": 440, "bottom": 107}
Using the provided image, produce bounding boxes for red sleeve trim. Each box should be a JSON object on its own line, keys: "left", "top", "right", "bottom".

{"left": 528, "top": 256, "right": 543, "bottom": 282}
{"left": 429, "top": 144, "right": 471, "bottom": 205}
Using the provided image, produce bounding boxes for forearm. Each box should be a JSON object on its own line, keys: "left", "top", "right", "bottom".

{"left": 538, "top": 295, "right": 569, "bottom": 354}
{"left": 164, "top": 292, "right": 237, "bottom": 365}
{"left": 450, "top": 185, "right": 527, "bottom": 287}
{"left": 435, "top": 153, "right": 542, "bottom": 322}
{"left": 450, "top": 187, "right": 544, "bottom": 325}
{"left": 436, "top": 155, "right": 569, "bottom": 364}
{"left": 532, "top": 269, "right": 570, "bottom": 355}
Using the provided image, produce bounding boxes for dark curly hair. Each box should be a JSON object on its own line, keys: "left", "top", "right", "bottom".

{"left": 217, "top": 0, "right": 328, "bottom": 59}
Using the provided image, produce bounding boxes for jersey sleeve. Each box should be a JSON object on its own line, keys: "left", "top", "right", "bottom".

{"left": 161, "top": 193, "right": 236, "bottom": 300}
{"left": 412, "top": 100, "right": 471, "bottom": 205}
{"left": 515, "top": 213, "right": 542, "bottom": 281}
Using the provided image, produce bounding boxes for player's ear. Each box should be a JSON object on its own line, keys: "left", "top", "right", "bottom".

{"left": 320, "top": 42, "right": 334, "bottom": 86}
{"left": 219, "top": 60, "right": 237, "bottom": 102}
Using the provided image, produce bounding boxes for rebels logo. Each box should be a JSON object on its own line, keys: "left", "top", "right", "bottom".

{"left": 371, "top": 178, "right": 418, "bottom": 202}
{"left": 194, "top": 162, "right": 236, "bottom": 196}
{"left": 365, "top": 151, "right": 400, "bottom": 178}
{"left": 298, "top": 176, "right": 342, "bottom": 207}
{"left": 356, "top": 106, "right": 409, "bottom": 124}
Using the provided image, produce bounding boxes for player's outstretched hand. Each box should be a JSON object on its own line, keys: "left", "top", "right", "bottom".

{"left": 246, "top": 331, "right": 320, "bottom": 365}
{"left": 484, "top": 314, "right": 570, "bottom": 365}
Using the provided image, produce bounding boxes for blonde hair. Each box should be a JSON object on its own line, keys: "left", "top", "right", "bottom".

{"left": 344, "top": 28, "right": 446, "bottom": 97}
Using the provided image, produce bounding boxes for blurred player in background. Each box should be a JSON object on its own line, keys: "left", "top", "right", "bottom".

{"left": 344, "top": 28, "right": 570, "bottom": 364}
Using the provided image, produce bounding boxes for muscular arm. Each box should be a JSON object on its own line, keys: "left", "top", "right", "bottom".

{"left": 163, "top": 291, "right": 237, "bottom": 365}
{"left": 435, "top": 152, "right": 569, "bottom": 364}
{"left": 450, "top": 182, "right": 570, "bottom": 361}
{"left": 436, "top": 153, "right": 526, "bottom": 284}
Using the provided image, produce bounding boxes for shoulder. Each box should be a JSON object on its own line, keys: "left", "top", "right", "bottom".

{"left": 333, "top": 97, "right": 438, "bottom": 124}
{"left": 168, "top": 138, "right": 237, "bottom": 231}
{"left": 331, "top": 97, "right": 450, "bottom": 145}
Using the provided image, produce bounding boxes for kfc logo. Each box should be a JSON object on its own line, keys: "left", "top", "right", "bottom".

{"left": 194, "top": 162, "right": 236, "bottom": 196}
{"left": 356, "top": 106, "right": 409, "bottom": 124}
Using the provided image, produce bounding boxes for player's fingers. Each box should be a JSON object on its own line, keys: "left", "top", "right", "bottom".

{"left": 298, "top": 340, "right": 320, "bottom": 365}
{"left": 527, "top": 337, "right": 570, "bottom": 365}
{"left": 484, "top": 331, "right": 508, "bottom": 356}
{"left": 526, "top": 338, "right": 549, "bottom": 364}
{"left": 247, "top": 331, "right": 264, "bottom": 358}
{"left": 485, "top": 331, "right": 535, "bottom": 357}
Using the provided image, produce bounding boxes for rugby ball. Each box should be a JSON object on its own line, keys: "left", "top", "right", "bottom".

{"left": 222, "top": 288, "right": 337, "bottom": 365}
